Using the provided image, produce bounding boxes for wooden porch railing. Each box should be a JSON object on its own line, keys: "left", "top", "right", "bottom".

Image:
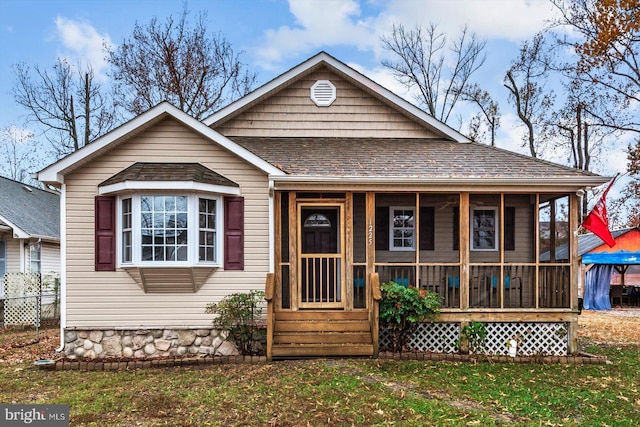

{"left": 375, "top": 263, "right": 571, "bottom": 309}
{"left": 265, "top": 273, "right": 275, "bottom": 362}
{"left": 300, "top": 255, "right": 342, "bottom": 305}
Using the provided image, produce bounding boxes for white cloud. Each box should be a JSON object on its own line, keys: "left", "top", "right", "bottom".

{"left": 54, "top": 16, "right": 113, "bottom": 80}
{"left": 384, "top": 0, "right": 557, "bottom": 43}
{"left": 255, "top": 0, "right": 558, "bottom": 70}
{"left": 256, "top": 0, "right": 377, "bottom": 70}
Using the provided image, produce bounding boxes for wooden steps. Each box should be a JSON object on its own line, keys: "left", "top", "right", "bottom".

{"left": 271, "top": 310, "right": 374, "bottom": 358}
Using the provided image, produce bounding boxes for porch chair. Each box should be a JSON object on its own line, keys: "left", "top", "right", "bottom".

{"left": 610, "top": 286, "right": 623, "bottom": 307}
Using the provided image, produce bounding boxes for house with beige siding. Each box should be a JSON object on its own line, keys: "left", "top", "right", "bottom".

{"left": 38, "top": 52, "right": 609, "bottom": 360}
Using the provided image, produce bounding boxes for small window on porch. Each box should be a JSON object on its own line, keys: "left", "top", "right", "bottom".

{"left": 471, "top": 208, "right": 498, "bottom": 251}
{"left": 389, "top": 207, "right": 415, "bottom": 251}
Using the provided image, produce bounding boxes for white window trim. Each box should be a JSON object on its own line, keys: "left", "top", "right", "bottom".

{"left": 471, "top": 207, "right": 499, "bottom": 251}
{"left": 29, "top": 242, "right": 42, "bottom": 274}
{"left": 389, "top": 206, "right": 416, "bottom": 251}
{"left": 117, "top": 192, "right": 223, "bottom": 268}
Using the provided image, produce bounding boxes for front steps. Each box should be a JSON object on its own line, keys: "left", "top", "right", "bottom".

{"left": 271, "top": 310, "right": 374, "bottom": 358}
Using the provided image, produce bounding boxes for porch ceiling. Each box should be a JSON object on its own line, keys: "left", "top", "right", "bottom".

{"left": 232, "top": 137, "right": 607, "bottom": 185}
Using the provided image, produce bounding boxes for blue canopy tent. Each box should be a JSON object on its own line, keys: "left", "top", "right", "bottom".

{"left": 582, "top": 250, "right": 640, "bottom": 310}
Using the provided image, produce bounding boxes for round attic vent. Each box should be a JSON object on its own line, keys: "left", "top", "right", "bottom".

{"left": 310, "top": 80, "right": 336, "bottom": 106}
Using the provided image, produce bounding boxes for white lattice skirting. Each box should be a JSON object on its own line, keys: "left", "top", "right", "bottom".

{"left": 2, "top": 273, "right": 41, "bottom": 327}
{"left": 380, "top": 322, "right": 569, "bottom": 356}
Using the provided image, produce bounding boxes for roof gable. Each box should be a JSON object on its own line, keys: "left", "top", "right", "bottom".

{"left": 0, "top": 176, "right": 59, "bottom": 240}
{"left": 203, "top": 52, "right": 470, "bottom": 142}
{"left": 38, "top": 103, "right": 285, "bottom": 186}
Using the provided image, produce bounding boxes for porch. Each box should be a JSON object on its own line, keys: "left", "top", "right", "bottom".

{"left": 266, "top": 190, "right": 580, "bottom": 360}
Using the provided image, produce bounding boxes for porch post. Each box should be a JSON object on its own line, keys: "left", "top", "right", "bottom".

{"left": 366, "top": 192, "right": 375, "bottom": 297}
{"left": 458, "top": 192, "right": 470, "bottom": 354}
{"left": 274, "top": 191, "right": 282, "bottom": 311}
{"left": 459, "top": 192, "right": 470, "bottom": 310}
{"left": 289, "top": 192, "right": 298, "bottom": 310}
{"left": 345, "top": 192, "right": 353, "bottom": 310}
{"left": 569, "top": 192, "right": 579, "bottom": 353}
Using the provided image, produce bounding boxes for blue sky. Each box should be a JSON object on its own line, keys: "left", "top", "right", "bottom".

{"left": 0, "top": 0, "right": 628, "bottom": 180}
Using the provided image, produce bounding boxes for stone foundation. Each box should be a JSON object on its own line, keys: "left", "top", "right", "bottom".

{"left": 63, "top": 328, "right": 238, "bottom": 359}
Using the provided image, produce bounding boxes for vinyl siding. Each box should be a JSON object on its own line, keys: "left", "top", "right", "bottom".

{"left": 215, "top": 69, "right": 439, "bottom": 138}
{"left": 41, "top": 242, "right": 60, "bottom": 276}
{"left": 4, "top": 236, "right": 22, "bottom": 273}
{"left": 64, "top": 118, "right": 270, "bottom": 328}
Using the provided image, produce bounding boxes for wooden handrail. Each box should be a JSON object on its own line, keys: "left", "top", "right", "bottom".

{"left": 265, "top": 273, "right": 275, "bottom": 361}
{"left": 371, "top": 273, "right": 381, "bottom": 301}
{"left": 265, "top": 273, "right": 275, "bottom": 301}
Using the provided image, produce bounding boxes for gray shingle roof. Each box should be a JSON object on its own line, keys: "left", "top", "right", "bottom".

{"left": 0, "top": 176, "right": 60, "bottom": 240}
{"left": 100, "top": 163, "right": 239, "bottom": 188}
{"left": 232, "top": 137, "right": 600, "bottom": 179}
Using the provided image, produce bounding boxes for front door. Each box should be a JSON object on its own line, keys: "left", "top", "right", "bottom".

{"left": 298, "top": 204, "right": 345, "bottom": 308}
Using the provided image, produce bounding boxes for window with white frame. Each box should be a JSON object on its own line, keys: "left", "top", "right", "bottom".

{"left": 30, "top": 242, "right": 41, "bottom": 274}
{"left": 389, "top": 206, "right": 415, "bottom": 250}
{"left": 471, "top": 208, "right": 498, "bottom": 251}
{"left": 0, "top": 240, "right": 6, "bottom": 277}
{"left": 119, "top": 194, "right": 221, "bottom": 266}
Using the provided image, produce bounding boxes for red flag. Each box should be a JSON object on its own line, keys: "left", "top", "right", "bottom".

{"left": 581, "top": 177, "right": 617, "bottom": 247}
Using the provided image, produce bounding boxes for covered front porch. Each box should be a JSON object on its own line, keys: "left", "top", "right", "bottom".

{"left": 265, "top": 188, "right": 580, "bottom": 359}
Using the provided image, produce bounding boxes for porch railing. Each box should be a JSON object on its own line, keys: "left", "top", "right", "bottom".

{"left": 300, "top": 255, "right": 342, "bottom": 304}
{"left": 374, "top": 263, "right": 571, "bottom": 309}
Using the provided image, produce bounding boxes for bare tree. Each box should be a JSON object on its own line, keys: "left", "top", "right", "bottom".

{"left": 503, "top": 33, "right": 555, "bottom": 158}
{"left": 0, "top": 126, "right": 42, "bottom": 186}
{"left": 460, "top": 83, "right": 500, "bottom": 145}
{"left": 12, "top": 59, "right": 117, "bottom": 157}
{"left": 381, "top": 23, "right": 486, "bottom": 124}
{"left": 550, "top": 0, "right": 640, "bottom": 134}
{"left": 107, "top": 5, "right": 256, "bottom": 120}
{"left": 609, "top": 139, "right": 640, "bottom": 228}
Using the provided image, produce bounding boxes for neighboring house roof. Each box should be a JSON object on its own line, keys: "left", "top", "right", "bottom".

{"left": 0, "top": 176, "right": 60, "bottom": 241}
{"left": 545, "top": 228, "right": 637, "bottom": 262}
{"left": 100, "top": 163, "right": 239, "bottom": 187}
{"left": 38, "top": 103, "right": 285, "bottom": 186}
{"left": 578, "top": 228, "right": 635, "bottom": 257}
{"left": 203, "top": 51, "right": 471, "bottom": 143}
{"left": 234, "top": 137, "right": 602, "bottom": 182}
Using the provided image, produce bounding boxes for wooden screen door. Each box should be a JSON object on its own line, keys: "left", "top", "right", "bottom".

{"left": 298, "top": 204, "right": 345, "bottom": 308}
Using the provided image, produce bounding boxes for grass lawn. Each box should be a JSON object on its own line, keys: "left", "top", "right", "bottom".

{"left": 1, "top": 313, "right": 639, "bottom": 426}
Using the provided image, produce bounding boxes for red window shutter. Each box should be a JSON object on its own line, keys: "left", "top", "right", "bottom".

{"left": 95, "top": 196, "right": 116, "bottom": 271}
{"left": 224, "top": 196, "right": 244, "bottom": 270}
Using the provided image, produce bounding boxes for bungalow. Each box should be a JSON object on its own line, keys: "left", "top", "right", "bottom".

{"left": 38, "top": 52, "right": 608, "bottom": 359}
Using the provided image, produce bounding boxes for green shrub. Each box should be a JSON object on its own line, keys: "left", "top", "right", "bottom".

{"left": 379, "top": 282, "right": 440, "bottom": 352}
{"left": 205, "top": 290, "right": 265, "bottom": 355}
{"left": 461, "top": 321, "right": 487, "bottom": 354}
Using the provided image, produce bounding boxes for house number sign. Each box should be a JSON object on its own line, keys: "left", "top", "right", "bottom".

{"left": 368, "top": 219, "right": 373, "bottom": 246}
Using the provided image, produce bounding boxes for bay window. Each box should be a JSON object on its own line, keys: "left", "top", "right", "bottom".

{"left": 119, "top": 194, "right": 221, "bottom": 266}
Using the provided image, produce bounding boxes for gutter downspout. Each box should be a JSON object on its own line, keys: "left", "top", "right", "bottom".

{"left": 56, "top": 184, "right": 66, "bottom": 353}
